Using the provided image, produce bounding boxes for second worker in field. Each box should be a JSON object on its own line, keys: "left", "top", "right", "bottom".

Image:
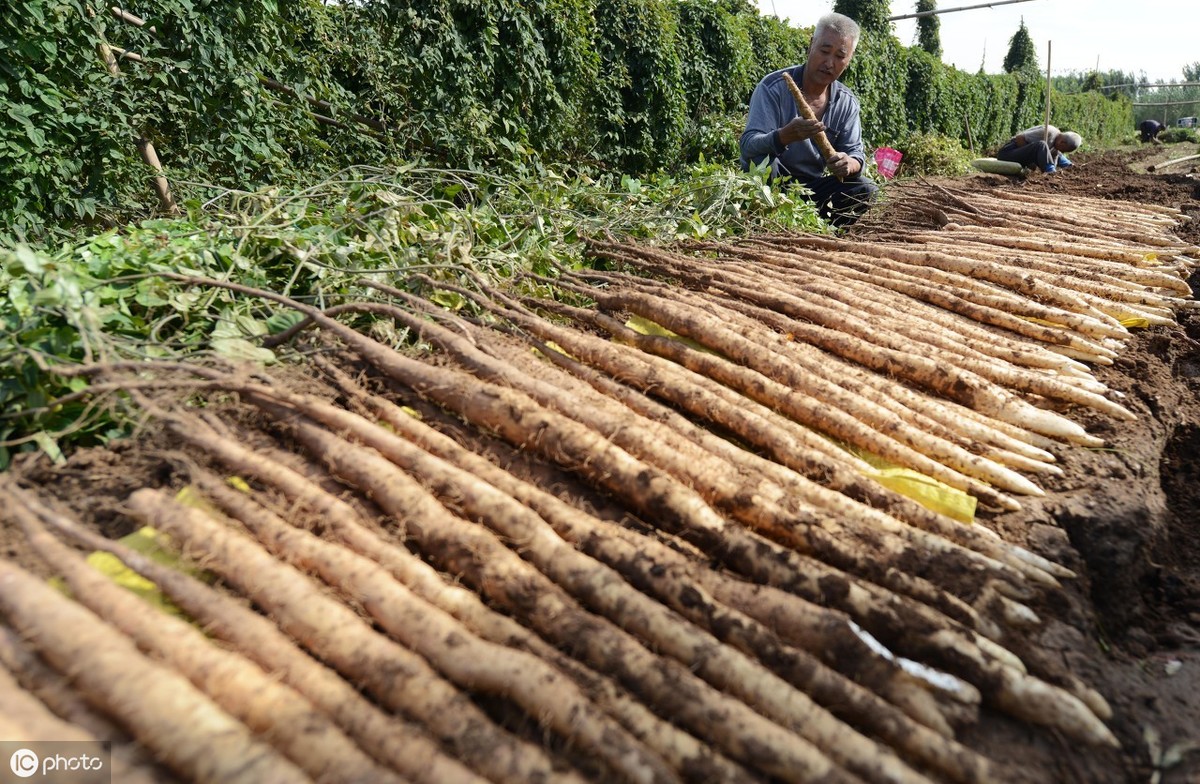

{"left": 739, "top": 12, "right": 878, "bottom": 228}
{"left": 994, "top": 124, "right": 1082, "bottom": 174}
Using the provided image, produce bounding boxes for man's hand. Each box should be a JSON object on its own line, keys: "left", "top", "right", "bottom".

{"left": 826, "top": 151, "right": 859, "bottom": 178}
{"left": 778, "top": 116, "right": 825, "bottom": 146}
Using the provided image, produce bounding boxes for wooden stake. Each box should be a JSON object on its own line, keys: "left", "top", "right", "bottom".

{"left": 136, "top": 138, "right": 177, "bottom": 214}
{"left": 1043, "top": 41, "right": 1052, "bottom": 140}
{"left": 110, "top": 5, "right": 155, "bottom": 34}
{"left": 108, "top": 45, "right": 143, "bottom": 63}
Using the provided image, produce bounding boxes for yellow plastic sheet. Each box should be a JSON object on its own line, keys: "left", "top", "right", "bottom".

{"left": 52, "top": 486, "right": 224, "bottom": 616}
{"left": 89, "top": 527, "right": 189, "bottom": 614}
{"left": 51, "top": 526, "right": 194, "bottom": 618}
{"left": 626, "top": 315, "right": 719, "bottom": 355}
{"left": 621, "top": 316, "right": 977, "bottom": 523}
{"left": 852, "top": 452, "right": 977, "bottom": 524}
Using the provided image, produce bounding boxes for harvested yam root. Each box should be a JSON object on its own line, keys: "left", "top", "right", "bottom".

{"left": 0, "top": 558, "right": 312, "bottom": 784}
{"left": 5, "top": 182, "right": 1190, "bottom": 781}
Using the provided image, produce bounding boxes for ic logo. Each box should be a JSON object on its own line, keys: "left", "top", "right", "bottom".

{"left": 9, "top": 748, "right": 39, "bottom": 778}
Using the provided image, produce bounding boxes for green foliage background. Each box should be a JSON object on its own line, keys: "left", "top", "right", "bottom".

{"left": 3, "top": 0, "right": 1135, "bottom": 239}
{"left": 832, "top": 0, "right": 890, "bottom": 36}
{"left": 1051, "top": 64, "right": 1200, "bottom": 130}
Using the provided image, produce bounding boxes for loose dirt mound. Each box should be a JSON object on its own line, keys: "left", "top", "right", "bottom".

{"left": 2, "top": 147, "right": 1199, "bottom": 784}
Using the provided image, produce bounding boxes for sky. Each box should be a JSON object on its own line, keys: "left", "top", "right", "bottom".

{"left": 753, "top": 1, "right": 1197, "bottom": 84}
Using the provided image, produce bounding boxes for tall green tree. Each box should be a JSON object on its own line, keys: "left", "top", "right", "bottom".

{"left": 1002, "top": 19, "right": 1038, "bottom": 74}
{"left": 831, "top": 0, "right": 890, "bottom": 36}
{"left": 915, "top": 0, "right": 941, "bottom": 58}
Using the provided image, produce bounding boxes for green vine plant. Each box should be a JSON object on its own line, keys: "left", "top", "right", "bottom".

{"left": 3, "top": 0, "right": 1135, "bottom": 243}
{"left": 0, "top": 161, "right": 823, "bottom": 468}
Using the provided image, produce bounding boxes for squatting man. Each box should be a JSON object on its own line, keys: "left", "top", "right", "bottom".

{"left": 739, "top": 12, "right": 878, "bottom": 228}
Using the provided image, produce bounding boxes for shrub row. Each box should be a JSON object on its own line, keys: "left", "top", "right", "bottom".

{"left": 2, "top": 0, "right": 1130, "bottom": 237}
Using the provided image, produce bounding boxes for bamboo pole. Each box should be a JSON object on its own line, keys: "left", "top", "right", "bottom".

{"left": 888, "top": 0, "right": 1035, "bottom": 21}
{"left": 258, "top": 77, "right": 387, "bottom": 134}
{"left": 110, "top": 6, "right": 154, "bottom": 33}
{"left": 109, "top": 45, "right": 143, "bottom": 63}
{"left": 1101, "top": 81, "right": 1200, "bottom": 91}
{"left": 1132, "top": 99, "right": 1200, "bottom": 107}
{"left": 266, "top": 99, "right": 351, "bottom": 132}
{"left": 135, "top": 139, "right": 176, "bottom": 213}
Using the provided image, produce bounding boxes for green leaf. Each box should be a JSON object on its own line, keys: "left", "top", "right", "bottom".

{"left": 265, "top": 311, "right": 306, "bottom": 334}
{"left": 210, "top": 337, "right": 277, "bottom": 364}
{"left": 11, "top": 246, "right": 45, "bottom": 275}
{"left": 6, "top": 104, "right": 36, "bottom": 122}
{"left": 428, "top": 290, "right": 466, "bottom": 311}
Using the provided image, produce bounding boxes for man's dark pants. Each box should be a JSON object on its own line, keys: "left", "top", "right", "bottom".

{"left": 995, "top": 139, "right": 1052, "bottom": 171}
{"left": 804, "top": 175, "right": 879, "bottom": 227}
{"left": 765, "top": 159, "right": 878, "bottom": 227}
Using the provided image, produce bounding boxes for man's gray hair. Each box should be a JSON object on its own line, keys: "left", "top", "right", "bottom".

{"left": 1060, "top": 131, "right": 1082, "bottom": 151}
{"left": 814, "top": 12, "right": 861, "bottom": 46}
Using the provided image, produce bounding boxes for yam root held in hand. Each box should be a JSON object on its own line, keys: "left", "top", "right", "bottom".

{"left": 780, "top": 72, "right": 840, "bottom": 170}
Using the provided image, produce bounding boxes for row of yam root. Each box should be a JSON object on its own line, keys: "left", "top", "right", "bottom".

{"left": 2, "top": 184, "right": 1197, "bottom": 784}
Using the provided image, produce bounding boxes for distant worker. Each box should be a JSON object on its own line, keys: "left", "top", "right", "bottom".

{"left": 994, "top": 125, "right": 1082, "bottom": 174}
{"left": 1139, "top": 119, "right": 1164, "bottom": 143}
{"left": 739, "top": 12, "right": 877, "bottom": 227}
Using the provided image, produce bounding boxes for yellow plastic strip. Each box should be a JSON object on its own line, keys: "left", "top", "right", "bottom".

{"left": 84, "top": 527, "right": 192, "bottom": 616}
{"left": 626, "top": 315, "right": 719, "bottom": 355}
{"left": 858, "top": 461, "right": 977, "bottom": 523}
{"left": 51, "top": 525, "right": 196, "bottom": 618}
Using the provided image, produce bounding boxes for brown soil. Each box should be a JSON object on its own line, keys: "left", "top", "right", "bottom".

{"left": 3, "top": 145, "right": 1199, "bottom": 783}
